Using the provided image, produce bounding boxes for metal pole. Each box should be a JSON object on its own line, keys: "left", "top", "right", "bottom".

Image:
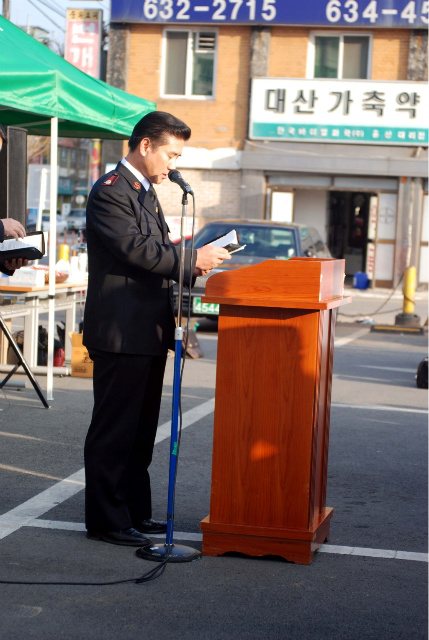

{"left": 3, "top": 0, "right": 10, "bottom": 20}
{"left": 136, "top": 191, "right": 200, "bottom": 563}
{"left": 47, "top": 117, "right": 58, "bottom": 401}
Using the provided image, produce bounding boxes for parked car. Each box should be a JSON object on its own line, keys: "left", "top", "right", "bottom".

{"left": 41, "top": 214, "right": 68, "bottom": 234}
{"left": 174, "top": 220, "right": 332, "bottom": 318}
{"left": 27, "top": 212, "right": 67, "bottom": 234}
{"left": 66, "top": 208, "right": 86, "bottom": 230}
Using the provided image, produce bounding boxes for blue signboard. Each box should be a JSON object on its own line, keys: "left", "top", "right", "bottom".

{"left": 111, "top": 0, "right": 427, "bottom": 28}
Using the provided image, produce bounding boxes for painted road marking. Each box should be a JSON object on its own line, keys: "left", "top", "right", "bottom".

{"left": 334, "top": 328, "right": 369, "bottom": 347}
{"left": 0, "top": 468, "right": 85, "bottom": 540}
{"left": 24, "top": 519, "right": 428, "bottom": 563}
{"left": 332, "top": 403, "right": 427, "bottom": 414}
{"left": 0, "top": 400, "right": 215, "bottom": 541}
{"left": 358, "top": 365, "right": 416, "bottom": 373}
{"left": 0, "top": 396, "right": 425, "bottom": 556}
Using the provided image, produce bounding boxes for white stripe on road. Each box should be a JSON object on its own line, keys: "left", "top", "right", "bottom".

{"left": 0, "top": 400, "right": 214, "bottom": 541}
{"left": 332, "top": 402, "right": 427, "bottom": 414}
{"left": 155, "top": 398, "right": 215, "bottom": 445}
{"left": 358, "top": 365, "right": 416, "bottom": 373}
{"left": 0, "top": 395, "right": 425, "bottom": 554}
{"left": 24, "top": 520, "right": 428, "bottom": 563}
{"left": 334, "top": 328, "right": 369, "bottom": 347}
{"left": 318, "top": 545, "right": 427, "bottom": 563}
{"left": 0, "top": 469, "right": 85, "bottom": 540}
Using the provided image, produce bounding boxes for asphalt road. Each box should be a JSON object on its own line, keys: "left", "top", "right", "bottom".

{"left": 0, "top": 322, "right": 427, "bottom": 640}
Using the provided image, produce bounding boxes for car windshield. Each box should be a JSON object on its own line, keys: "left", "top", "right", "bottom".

{"left": 193, "top": 224, "right": 298, "bottom": 263}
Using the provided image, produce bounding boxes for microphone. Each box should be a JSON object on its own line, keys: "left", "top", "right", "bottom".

{"left": 168, "top": 170, "right": 193, "bottom": 195}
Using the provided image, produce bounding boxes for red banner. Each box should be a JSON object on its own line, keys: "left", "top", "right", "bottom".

{"left": 65, "top": 9, "right": 102, "bottom": 79}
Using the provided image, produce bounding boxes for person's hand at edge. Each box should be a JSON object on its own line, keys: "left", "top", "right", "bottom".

{"left": 2, "top": 218, "right": 26, "bottom": 240}
{"left": 3, "top": 258, "right": 29, "bottom": 271}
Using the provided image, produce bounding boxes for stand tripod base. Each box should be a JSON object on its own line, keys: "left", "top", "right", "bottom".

{"left": 136, "top": 543, "right": 201, "bottom": 563}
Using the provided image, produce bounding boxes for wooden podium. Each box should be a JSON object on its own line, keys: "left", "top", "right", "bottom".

{"left": 200, "top": 258, "right": 351, "bottom": 564}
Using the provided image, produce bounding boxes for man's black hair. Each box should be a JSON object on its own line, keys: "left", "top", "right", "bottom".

{"left": 0, "top": 124, "right": 7, "bottom": 145}
{"left": 128, "top": 111, "right": 191, "bottom": 151}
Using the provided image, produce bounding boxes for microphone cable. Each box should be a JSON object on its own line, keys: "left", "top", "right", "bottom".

{"left": 0, "top": 195, "right": 200, "bottom": 587}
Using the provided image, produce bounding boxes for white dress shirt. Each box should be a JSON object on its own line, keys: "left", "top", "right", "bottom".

{"left": 121, "top": 157, "right": 151, "bottom": 192}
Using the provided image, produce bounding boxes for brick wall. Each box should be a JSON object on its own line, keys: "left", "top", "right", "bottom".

{"left": 156, "top": 169, "right": 242, "bottom": 220}
{"left": 128, "top": 25, "right": 251, "bottom": 150}
{"left": 269, "top": 26, "right": 410, "bottom": 80}
{"left": 371, "top": 29, "right": 410, "bottom": 80}
{"left": 269, "top": 27, "right": 310, "bottom": 77}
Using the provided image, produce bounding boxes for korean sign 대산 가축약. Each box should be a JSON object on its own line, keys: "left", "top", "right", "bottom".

{"left": 249, "top": 79, "right": 428, "bottom": 145}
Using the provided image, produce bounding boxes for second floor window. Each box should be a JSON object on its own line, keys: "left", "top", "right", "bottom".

{"left": 310, "top": 34, "right": 371, "bottom": 79}
{"left": 163, "top": 30, "right": 217, "bottom": 98}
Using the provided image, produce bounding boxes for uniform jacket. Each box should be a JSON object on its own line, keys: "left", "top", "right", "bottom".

{"left": 83, "top": 162, "right": 196, "bottom": 355}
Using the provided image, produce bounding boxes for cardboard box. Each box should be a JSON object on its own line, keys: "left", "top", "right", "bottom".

{"left": 69, "top": 332, "right": 93, "bottom": 377}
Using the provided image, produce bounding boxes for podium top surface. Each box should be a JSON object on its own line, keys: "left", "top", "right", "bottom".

{"left": 203, "top": 258, "right": 351, "bottom": 309}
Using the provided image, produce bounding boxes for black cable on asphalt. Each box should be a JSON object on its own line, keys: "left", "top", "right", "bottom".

{"left": 338, "top": 271, "right": 405, "bottom": 318}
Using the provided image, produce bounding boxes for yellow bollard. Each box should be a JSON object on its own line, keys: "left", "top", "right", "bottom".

{"left": 403, "top": 266, "right": 416, "bottom": 315}
{"left": 58, "top": 243, "right": 70, "bottom": 262}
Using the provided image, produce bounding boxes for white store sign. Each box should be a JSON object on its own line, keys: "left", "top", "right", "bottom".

{"left": 250, "top": 78, "right": 428, "bottom": 145}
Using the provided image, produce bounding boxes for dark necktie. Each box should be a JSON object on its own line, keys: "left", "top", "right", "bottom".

{"left": 147, "top": 184, "right": 158, "bottom": 213}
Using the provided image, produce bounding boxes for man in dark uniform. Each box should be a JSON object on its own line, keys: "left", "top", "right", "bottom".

{"left": 83, "top": 111, "right": 230, "bottom": 546}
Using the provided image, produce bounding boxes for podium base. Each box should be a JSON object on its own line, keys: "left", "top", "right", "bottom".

{"left": 136, "top": 543, "right": 202, "bottom": 563}
{"left": 201, "top": 508, "right": 333, "bottom": 565}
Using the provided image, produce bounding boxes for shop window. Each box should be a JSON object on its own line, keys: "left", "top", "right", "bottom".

{"left": 162, "top": 29, "right": 217, "bottom": 98}
{"left": 309, "top": 34, "right": 371, "bottom": 79}
{"left": 59, "top": 147, "right": 68, "bottom": 167}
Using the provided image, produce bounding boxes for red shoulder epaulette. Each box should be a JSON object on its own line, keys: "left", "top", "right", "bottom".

{"left": 102, "top": 173, "right": 119, "bottom": 186}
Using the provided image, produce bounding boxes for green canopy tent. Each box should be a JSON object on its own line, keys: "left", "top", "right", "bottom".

{"left": 0, "top": 15, "right": 156, "bottom": 400}
{"left": 0, "top": 15, "right": 155, "bottom": 138}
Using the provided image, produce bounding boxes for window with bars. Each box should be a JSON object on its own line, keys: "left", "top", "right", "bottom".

{"left": 163, "top": 29, "right": 217, "bottom": 97}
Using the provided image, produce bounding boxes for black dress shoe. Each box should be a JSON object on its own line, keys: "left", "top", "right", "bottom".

{"left": 133, "top": 519, "right": 167, "bottom": 534}
{"left": 86, "top": 527, "right": 152, "bottom": 547}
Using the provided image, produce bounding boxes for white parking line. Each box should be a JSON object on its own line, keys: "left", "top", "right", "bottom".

{"left": 334, "top": 328, "right": 369, "bottom": 347}
{"left": 332, "top": 402, "right": 427, "bottom": 414}
{"left": 0, "top": 400, "right": 215, "bottom": 541}
{"left": 318, "top": 545, "right": 427, "bottom": 563}
{"left": 358, "top": 365, "right": 416, "bottom": 373}
{"left": 1, "top": 395, "right": 426, "bottom": 565}
{"left": 155, "top": 398, "right": 214, "bottom": 445}
{"left": 0, "top": 469, "right": 85, "bottom": 540}
{"left": 24, "top": 520, "right": 428, "bottom": 563}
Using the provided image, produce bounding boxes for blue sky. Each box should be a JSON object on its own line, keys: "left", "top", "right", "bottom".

{"left": 8, "top": 0, "right": 110, "bottom": 45}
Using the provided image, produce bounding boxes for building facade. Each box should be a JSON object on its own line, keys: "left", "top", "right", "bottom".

{"left": 106, "top": 0, "right": 428, "bottom": 286}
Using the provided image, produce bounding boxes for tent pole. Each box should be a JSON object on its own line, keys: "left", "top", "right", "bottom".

{"left": 47, "top": 117, "right": 58, "bottom": 401}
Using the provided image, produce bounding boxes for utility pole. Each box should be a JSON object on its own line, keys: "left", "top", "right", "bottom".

{"left": 3, "top": 0, "right": 10, "bottom": 20}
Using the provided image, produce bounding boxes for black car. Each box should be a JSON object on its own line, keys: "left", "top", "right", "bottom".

{"left": 174, "top": 220, "right": 332, "bottom": 318}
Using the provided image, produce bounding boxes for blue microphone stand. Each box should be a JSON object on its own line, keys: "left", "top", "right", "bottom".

{"left": 136, "top": 189, "right": 201, "bottom": 564}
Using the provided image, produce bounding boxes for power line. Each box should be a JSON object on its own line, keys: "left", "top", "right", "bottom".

{"left": 34, "top": 0, "right": 66, "bottom": 19}
{"left": 26, "top": 0, "right": 65, "bottom": 31}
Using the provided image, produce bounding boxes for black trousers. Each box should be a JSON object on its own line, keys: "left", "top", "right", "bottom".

{"left": 84, "top": 350, "right": 167, "bottom": 532}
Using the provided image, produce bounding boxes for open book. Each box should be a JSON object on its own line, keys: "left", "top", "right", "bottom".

{"left": 0, "top": 231, "right": 45, "bottom": 261}
{"left": 205, "top": 229, "right": 246, "bottom": 254}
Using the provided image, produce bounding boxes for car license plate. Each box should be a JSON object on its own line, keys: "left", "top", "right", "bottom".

{"left": 193, "top": 297, "right": 219, "bottom": 315}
